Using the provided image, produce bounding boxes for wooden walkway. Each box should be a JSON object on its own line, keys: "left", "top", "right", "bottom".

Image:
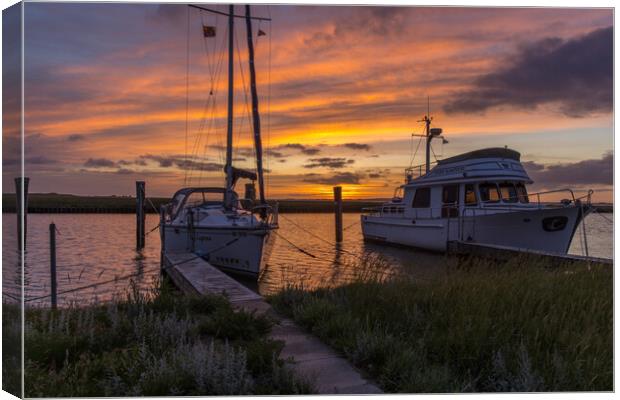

{"left": 163, "top": 252, "right": 382, "bottom": 394}
{"left": 448, "top": 240, "right": 613, "bottom": 266}
{"left": 163, "top": 252, "right": 262, "bottom": 302}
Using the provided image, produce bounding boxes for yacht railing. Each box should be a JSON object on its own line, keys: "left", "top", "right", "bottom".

{"left": 404, "top": 161, "right": 438, "bottom": 182}
{"left": 159, "top": 199, "right": 279, "bottom": 228}
{"left": 362, "top": 188, "right": 593, "bottom": 219}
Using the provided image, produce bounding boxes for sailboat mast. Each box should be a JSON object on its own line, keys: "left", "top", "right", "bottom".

{"left": 225, "top": 4, "right": 234, "bottom": 200}
{"left": 245, "top": 5, "right": 266, "bottom": 205}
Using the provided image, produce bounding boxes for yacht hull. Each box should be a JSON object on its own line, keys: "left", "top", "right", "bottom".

{"left": 162, "top": 225, "right": 276, "bottom": 277}
{"left": 361, "top": 206, "right": 585, "bottom": 254}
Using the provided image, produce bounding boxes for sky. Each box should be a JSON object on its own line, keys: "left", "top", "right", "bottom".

{"left": 2, "top": 3, "right": 614, "bottom": 200}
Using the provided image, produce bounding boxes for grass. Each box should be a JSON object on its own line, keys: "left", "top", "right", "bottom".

{"left": 2, "top": 302, "right": 22, "bottom": 397}
{"left": 9, "top": 279, "right": 315, "bottom": 396}
{"left": 269, "top": 256, "right": 613, "bottom": 393}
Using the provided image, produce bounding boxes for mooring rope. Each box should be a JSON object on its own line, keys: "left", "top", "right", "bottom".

{"left": 273, "top": 230, "right": 318, "bottom": 258}
{"left": 146, "top": 197, "right": 159, "bottom": 214}
{"left": 277, "top": 214, "right": 365, "bottom": 260}
{"left": 342, "top": 220, "right": 359, "bottom": 231}
{"left": 593, "top": 209, "right": 613, "bottom": 224}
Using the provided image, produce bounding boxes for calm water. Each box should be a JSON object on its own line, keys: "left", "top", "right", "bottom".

{"left": 2, "top": 212, "right": 613, "bottom": 306}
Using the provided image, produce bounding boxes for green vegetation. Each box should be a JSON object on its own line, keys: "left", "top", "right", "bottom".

{"left": 2, "top": 302, "right": 22, "bottom": 397}
{"left": 270, "top": 257, "right": 612, "bottom": 392}
{"left": 16, "top": 280, "right": 314, "bottom": 396}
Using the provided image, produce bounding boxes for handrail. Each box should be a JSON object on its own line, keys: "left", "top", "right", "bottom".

{"left": 404, "top": 161, "right": 440, "bottom": 182}
{"left": 159, "top": 199, "right": 279, "bottom": 227}
{"left": 363, "top": 188, "right": 592, "bottom": 219}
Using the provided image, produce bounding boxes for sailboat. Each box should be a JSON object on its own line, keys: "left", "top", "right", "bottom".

{"left": 361, "top": 111, "right": 593, "bottom": 254}
{"left": 159, "top": 4, "right": 278, "bottom": 278}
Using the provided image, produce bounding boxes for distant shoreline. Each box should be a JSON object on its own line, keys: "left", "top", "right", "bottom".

{"left": 2, "top": 193, "right": 613, "bottom": 214}
{"left": 2, "top": 193, "right": 384, "bottom": 214}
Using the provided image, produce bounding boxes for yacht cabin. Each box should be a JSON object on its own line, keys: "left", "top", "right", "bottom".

{"left": 377, "top": 148, "right": 539, "bottom": 220}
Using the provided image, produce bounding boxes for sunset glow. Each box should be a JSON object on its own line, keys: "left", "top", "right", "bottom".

{"left": 4, "top": 3, "right": 613, "bottom": 200}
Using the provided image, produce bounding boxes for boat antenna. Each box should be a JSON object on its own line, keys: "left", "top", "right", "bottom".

{"left": 245, "top": 5, "right": 267, "bottom": 209}
{"left": 413, "top": 96, "right": 447, "bottom": 174}
{"left": 419, "top": 97, "right": 433, "bottom": 174}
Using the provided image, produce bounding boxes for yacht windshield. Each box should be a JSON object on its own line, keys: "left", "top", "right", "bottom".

{"left": 516, "top": 183, "right": 530, "bottom": 203}
{"left": 170, "top": 193, "right": 187, "bottom": 217}
{"left": 479, "top": 183, "right": 500, "bottom": 203}
{"left": 499, "top": 183, "right": 518, "bottom": 203}
{"left": 185, "top": 191, "right": 225, "bottom": 208}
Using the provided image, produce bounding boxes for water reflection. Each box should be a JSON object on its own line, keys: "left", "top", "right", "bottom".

{"left": 2, "top": 212, "right": 612, "bottom": 306}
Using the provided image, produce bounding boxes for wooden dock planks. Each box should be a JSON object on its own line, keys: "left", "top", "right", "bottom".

{"left": 163, "top": 252, "right": 261, "bottom": 302}
{"left": 447, "top": 240, "right": 613, "bottom": 266}
{"left": 162, "top": 251, "right": 382, "bottom": 394}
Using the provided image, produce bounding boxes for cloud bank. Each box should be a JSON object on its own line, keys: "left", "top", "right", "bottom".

{"left": 444, "top": 26, "right": 612, "bottom": 117}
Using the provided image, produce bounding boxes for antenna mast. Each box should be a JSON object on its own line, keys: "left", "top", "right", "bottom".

{"left": 413, "top": 97, "right": 447, "bottom": 175}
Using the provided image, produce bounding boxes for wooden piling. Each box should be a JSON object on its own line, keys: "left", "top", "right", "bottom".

{"left": 15, "top": 177, "right": 29, "bottom": 251}
{"left": 159, "top": 205, "right": 166, "bottom": 271}
{"left": 49, "top": 223, "right": 57, "bottom": 309}
{"left": 136, "top": 181, "right": 145, "bottom": 250}
{"left": 334, "top": 186, "right": 343, "bottom": 243}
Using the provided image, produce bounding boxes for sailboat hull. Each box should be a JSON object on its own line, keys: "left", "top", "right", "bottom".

{"left": 162, "top": 225, "right": 276, "bottom": 278}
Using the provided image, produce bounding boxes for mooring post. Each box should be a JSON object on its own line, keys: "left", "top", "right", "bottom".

{"left": 334, "top": 186, "right": 343, "bottom": 243}
{"left": 49, "top": 223, "right": 57, "bottom": 309}
{"left": 136, "top": 181, "right": 145, "bottom": 250}
{"left": 159, "top": 205, "right": 166, "bottom": 271}
{"left": 15, "top": 176, "right": 30, "bottom": 251}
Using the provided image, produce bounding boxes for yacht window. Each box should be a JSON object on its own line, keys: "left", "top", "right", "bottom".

{"left": 516, "top": 183, "right": 530, "bottom": 203}
{"left": 499, "top": 183, "right": 518, "bottom": 203}
{"left": 464, "top": 184, "right": 477, "bottom": 206}
{"left": 479, "top": 183, "right": 500, "bottom": 203}
{"left": 442, "top": 185, "right": 459, "bottom": 218}
{"left": 412, "top": 188, "right": 431, "bottom": 208}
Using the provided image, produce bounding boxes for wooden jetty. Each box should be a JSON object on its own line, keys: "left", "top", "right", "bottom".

{"left": 163, "top": 252, "right": 262, "bottom": 302}
{"left": 162, "top": 252, "right": 382, "bottom": 394}
{"left": 448, "top": 240, "right": 613, "bottom": 266}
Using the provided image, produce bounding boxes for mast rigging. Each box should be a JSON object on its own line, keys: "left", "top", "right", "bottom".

{"left": 245, "top": 4, "right": 266, "bottom": 207}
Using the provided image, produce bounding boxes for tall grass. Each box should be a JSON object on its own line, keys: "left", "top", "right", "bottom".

{"left": 22, "top": 279, "right": 315, "bottom": 396}
{"left": 2, "top": 301, "right": 22, "bottom": 397}
{"left": 270, "top": 257, "right": 612, "bottom": 393}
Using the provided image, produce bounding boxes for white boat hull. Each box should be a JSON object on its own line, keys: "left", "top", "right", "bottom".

{"left": 361, "top": 206, "right": 584, "bottom": 254}
{"left": 162, "top": 225, "right": 275, "bottom": 277}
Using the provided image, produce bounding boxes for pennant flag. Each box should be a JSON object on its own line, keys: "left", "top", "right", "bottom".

{"left": 203, "top": 25, "right": 216, "bottom": 38}
{"left": 257, "top": 29, "right": 266, "bottom": 37}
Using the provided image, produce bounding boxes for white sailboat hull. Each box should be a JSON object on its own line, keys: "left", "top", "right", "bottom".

{"left": 361, "top": 206, "right": 584, "bottom": 254}
{"left": 162, "top": 225, "right": 276, "bottom": 277}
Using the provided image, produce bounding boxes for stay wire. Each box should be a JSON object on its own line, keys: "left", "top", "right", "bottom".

{"left": 184, "top": 5, "right": 190, "bottom": 185}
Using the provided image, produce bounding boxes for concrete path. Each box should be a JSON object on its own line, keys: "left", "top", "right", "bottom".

{"left": 163, "top": 252, "right": 382, "bottom": 394}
